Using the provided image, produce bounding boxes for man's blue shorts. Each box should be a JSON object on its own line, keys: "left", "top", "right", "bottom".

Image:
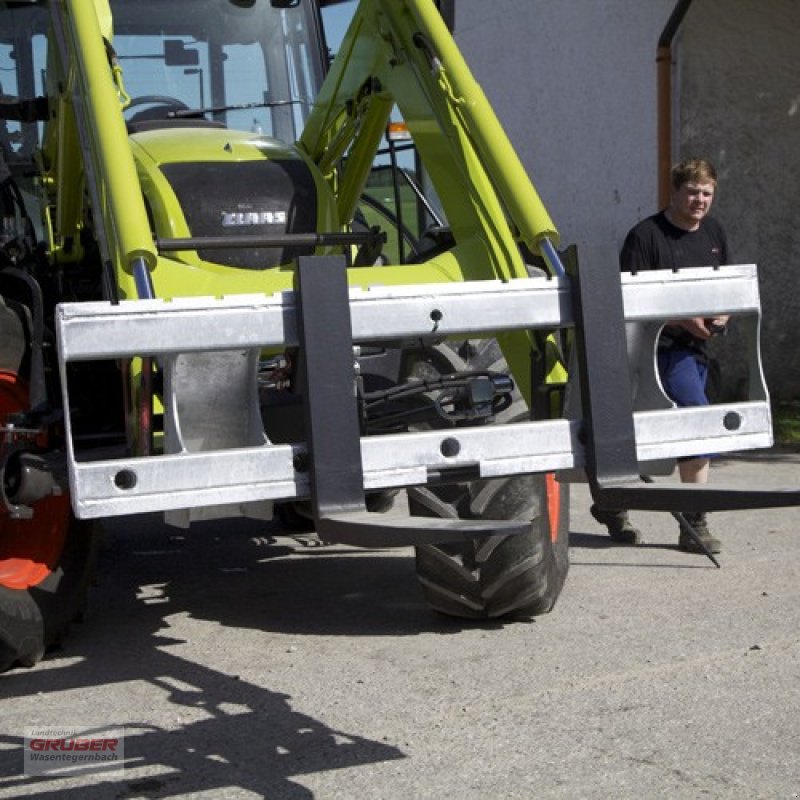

{"left": 657, "top": 347, "right": 712, "bottom": 461}
{"left": 657, "top": 347, "right": 709, "bottom": 407}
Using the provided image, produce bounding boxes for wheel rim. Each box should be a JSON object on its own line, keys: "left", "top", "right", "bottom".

{"left": 0, "top": 371, "right": 70, "bottom": 590}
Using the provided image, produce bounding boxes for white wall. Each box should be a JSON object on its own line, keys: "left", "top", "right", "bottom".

{"left": 455, "top": 0, "right": 799, "bottom": 400}
{"left": 454, "top": 0, "right": 676, "bottom": 251}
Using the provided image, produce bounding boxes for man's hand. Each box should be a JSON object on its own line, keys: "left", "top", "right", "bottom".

{"left": 668, "top": 315, "right": 729, "bottom": 340}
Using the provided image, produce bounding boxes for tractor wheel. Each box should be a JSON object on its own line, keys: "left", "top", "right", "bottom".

{"left": 0, "top": 370, "right": 98, "bottom": 672}
{"left": 0, "top": 495, "right": 98, "bottom": 672}
{"left": 404, "top": 342, "right": 569, "bottom": 619}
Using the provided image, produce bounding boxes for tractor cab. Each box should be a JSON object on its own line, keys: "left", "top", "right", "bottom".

{"left": 109, "top": 0, "right": 326, "bottom": 140}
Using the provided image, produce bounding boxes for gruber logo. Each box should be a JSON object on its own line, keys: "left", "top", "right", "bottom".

{"left": 24, "top": 726, "right": 126, "bottom": 777}
{"left": 29, "top": 737, "right": 119, "bottom": 751}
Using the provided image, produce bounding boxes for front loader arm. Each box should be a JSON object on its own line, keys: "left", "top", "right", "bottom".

{"left": 299, "top": 0, "right": 558, "bottom": 282}
{"left": 299, "top": 0, "right": 568, "bottom": 403}
{"left": 44, "top": 0, "right": 156, "bottom": 299}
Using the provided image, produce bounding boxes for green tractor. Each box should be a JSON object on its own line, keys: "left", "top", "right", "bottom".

{"left": 0, "top": 0, "right": 781, "bottom": 671}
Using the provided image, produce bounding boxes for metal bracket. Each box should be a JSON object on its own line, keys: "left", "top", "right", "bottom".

{"left": 570, "top": 243, "right": 800, "bottom": 513}
{"left": 54, "top": 257, "right": 796, "bottom": 526}
{"left": 294, "top": 255, "right": 526, "bottom": 546}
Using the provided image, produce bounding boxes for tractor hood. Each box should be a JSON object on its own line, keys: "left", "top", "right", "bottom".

{"left": 129, "top": 128, "right": 338, "bottom": 271}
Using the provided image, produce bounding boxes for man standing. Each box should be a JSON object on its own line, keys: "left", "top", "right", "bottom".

{"left": 591, "top": 158, "right": 730, "bottom": 554}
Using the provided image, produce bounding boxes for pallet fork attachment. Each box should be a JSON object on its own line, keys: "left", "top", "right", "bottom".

{"left": 295, "top": 255, "right": 527, "bottom": 546}
{"left": 569, "top": 243, "right": 800, "bottom": 557}
{"left": 56, "top": 246, "right": 800, "bottom": 548}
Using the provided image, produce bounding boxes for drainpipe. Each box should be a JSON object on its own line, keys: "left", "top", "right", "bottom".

{"left": 657, "top": 0, "right": 693, "bottom": 208}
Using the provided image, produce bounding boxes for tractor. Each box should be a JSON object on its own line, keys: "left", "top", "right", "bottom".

{"left": 0, "top": 0, "right": 788, "bottom": 671}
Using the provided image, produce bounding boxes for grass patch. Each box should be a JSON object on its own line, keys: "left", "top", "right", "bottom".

{"left": 773, "top": 400, "right": 800, "bottom": 445}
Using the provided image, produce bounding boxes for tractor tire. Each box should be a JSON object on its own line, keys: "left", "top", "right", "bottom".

{"left": 404, "top": 341, "right": 569, "bottom": 619}
{"left": 0, "top": 508, "right": 98, "bottom": 672}
{"left": 0, "top": 309, "right": 99, "bottom": 671}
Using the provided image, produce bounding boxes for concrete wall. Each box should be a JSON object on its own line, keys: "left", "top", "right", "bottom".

{"left": 454, "top": 0, "right": 799, "bottom": 401}
{"left": 677, "top": 0, "right": 800, "bottom": 400}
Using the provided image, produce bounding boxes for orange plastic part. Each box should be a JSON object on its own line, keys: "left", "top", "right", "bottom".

{"left": 545, "top": 472, "right": 561, "bottom": 543}
{"left": 0, "top": 371, "right": 70, "bottom": 590}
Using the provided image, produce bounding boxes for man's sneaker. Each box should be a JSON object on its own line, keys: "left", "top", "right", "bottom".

{"left": 590, "top": 505, "right": 643, "bottom": 545}
{"left": 678, "top": 512, "right": 721, "bottom": 554}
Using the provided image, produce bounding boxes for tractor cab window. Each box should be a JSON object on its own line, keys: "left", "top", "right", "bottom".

{"left": 320, "top": 1, "right": 450, "bottom": 265}
{"left": 110, "top": 0, "right": 325, "bottom": 141}
{"left": 0, "top": 2, "right": 49, "bottom": 167}
{"left": 355, "top": 122, "right": 449, "bottom": 265}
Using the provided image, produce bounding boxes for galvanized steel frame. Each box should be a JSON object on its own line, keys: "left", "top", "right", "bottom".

{"left": 56, "top": 263, "right": 770, "bottom": 520}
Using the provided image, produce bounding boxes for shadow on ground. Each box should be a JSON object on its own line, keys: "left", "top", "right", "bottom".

{"left": 1, "top": 514, "right": 482, "bottom": 797}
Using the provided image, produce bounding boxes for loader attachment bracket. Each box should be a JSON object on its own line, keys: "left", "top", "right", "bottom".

{"left": 570, "top": 243, "right": 800, "bottom": 514}
{"left": 295, "top": 255, "right": 526, "bottom": 546}
{"left": 55, "top": 253, "right": 791, "bottom": 527}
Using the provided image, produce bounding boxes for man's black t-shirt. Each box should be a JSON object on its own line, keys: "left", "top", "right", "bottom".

{"left": 620, "top": 212, "right": 729, "bottom": 272}
{"left": 620, "top": 212, "right": 730, "bottom": 353}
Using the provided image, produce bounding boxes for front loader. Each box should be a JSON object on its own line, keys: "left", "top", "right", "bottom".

{"left": 0, "top": 0, "right": 795, "bottom": 671}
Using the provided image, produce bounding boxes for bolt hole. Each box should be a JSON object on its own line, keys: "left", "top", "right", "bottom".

{"left": 723, "top": 412, "right": 742, "bottom": 431}
{"left": 114, "top": 470, "right": 137, "bottom": 490}
{"left": 440, "top": 437, "right": 460, "bottom": 457}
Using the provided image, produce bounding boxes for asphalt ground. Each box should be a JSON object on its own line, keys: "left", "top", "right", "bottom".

{"left": 0, "top": 448, "right": 798, "bottom": 799}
